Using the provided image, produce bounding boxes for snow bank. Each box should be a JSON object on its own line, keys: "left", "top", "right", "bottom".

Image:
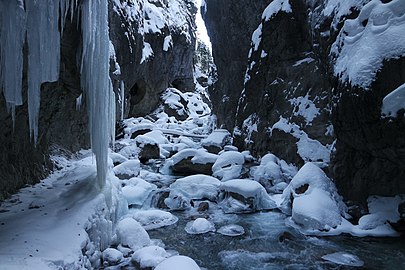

{"left": 331, "top": 0, "right": 405, "bottom": 88}
{"left": 212, "top": 151, "right": 245, "bottom": 181}
{"left": 155, "top": 255, "right": 201, "bottom": 270}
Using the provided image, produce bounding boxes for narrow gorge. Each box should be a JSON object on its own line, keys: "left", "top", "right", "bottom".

{"left": 0, "top": 0, "right": 404, "bottom": 269}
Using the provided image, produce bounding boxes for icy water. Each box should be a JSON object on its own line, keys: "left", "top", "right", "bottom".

{"left": 147, "top": 210, "right": 405, "bottom": 270}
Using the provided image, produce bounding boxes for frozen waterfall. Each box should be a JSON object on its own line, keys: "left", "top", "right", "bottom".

{"left": 0, "top": 0, "right": 115, "bottom": 188}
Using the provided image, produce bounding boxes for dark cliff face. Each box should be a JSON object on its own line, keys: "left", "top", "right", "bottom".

{"left": 109, "top": 0, "right": 197, "bottom": 118}
{"left": 203, "top": 0, "right": 271, "bottom": 130}
{"left": 0, "top": 0, "right": 197, "bottom": 199}
{"left": 203, "top": 0, "right": 405, "bottom": 204}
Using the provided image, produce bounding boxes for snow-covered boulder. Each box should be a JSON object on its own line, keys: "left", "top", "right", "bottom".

{"left": 281, "top": 162, "right": 347, "bottom": 232}
{"left": 201, "top": 129, "right": 231, "bottom": 154}
{"left": 132, "top": 246, "right": 171, "bottom": 268}
{"left": 109, "top": 152, "right": 128, "bottom": 166}
{"left": 212, "top": 151, "right": 244, "bottom": 181}
{"left": 220, "top": 179, "right": 277, "bottom": 213}
{"left": 102, "top": 248, "right": 123, "bottom": 265}
{"left": 321, "top": 252, "right": 364, "bottom": 267}
{"left": 169, "top": 148, "right": 218, "bottom": 175}
{"left": 165, "top": 174, "right": 221, "bottom": 210}
{"left": 121, "top": 177, "right": 157, "bottom": 206}
{"left": 135, "top": 133, "right": 160, "bottom": 163}
{"left": 131, "top": 209, "right": 178, "bottom": 230}
{"left": 155, "top": 255, "right": 201, "bottom": 270}
{"left": 162, "top": 88, "right": 190, "bottom": 121}
{"left": 113, "top": 159, "right": 141, "bottom": 179}
{"left": 116, "top": 218, "right": 150, "bottom": 250}
{"left": 185, "top": 218, "right": 215, "bottom": 234}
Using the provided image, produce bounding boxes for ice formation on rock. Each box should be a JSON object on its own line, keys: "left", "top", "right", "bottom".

{"left": 0, "top": 0, "right": 115, "bottom": 188}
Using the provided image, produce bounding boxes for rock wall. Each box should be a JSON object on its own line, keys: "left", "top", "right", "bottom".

{"left": 109, "top": 0, "right": 197, "bottom": 118}
{"left": 204, "top": 0, "right": 405, "bottom": 204}
{"left": 0, "top": 0, "right": 197, "bottom": 199}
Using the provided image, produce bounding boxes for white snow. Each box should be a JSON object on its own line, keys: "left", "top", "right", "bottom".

{"left": 185, "top": 218, "right": 216, "bottom": 234}
{"left": 242, "top": 114, "right": 258, "bottom": 145}
{"left": 131, "top": 209, "right": 178, "bottom": 230}
{"left": 289, "top": 94, "right": 320, "bottom": 125}
{"left": 113, "top": 159, "right": 141, "bottom": 178}
{"left": 163, "top": 35, "right": 173, "bottom": 51}
{"left": 331, "top": 0, "right": 405, "bottom": 88}
{"left": 121, "top": 178, "right": 156, "bottom": 206}
{"left": 165, "top": 175, "right": 221, "bottom": 210}
{"left": 201, "top": 129, "right": 231, "bottom": 149}
{"left": 212, "top": 151, "right": 245, "bottom": 181}
{"left": 155, "top": 255, "right": 201, "bottom": 270}
{"left": 170, "top": 148, "right": 218, "bottom": 166}
{"left": 102, "top": 248, "right": 123, "bottom": 264}
{"left": 116, "top": 218, "right": 150, "bottom": 250}
{"left": 270, "top": 117, "right": 331, "bottom": 164}
{"left": 141, "top": 42, "right": 154, "bottom": 63}
{"left": 132, "top": 246, "right": 170, "bottom": 268}
{"left": 262, "top": 0, "right": 292, "bottom": 21}
{"left": 220, "top": 179, "right": 277, "bottom": 210}
{"left": 381, "top": 82, "right": 405, "bottom": 118}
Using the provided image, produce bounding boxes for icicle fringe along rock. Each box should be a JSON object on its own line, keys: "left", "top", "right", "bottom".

{"left": 0, "top": 0, "right": 115, "bottom": 188}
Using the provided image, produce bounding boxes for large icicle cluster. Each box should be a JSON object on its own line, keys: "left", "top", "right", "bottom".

{"left": 0, "top": 0, "right": 115, "bottom": 188}
{"left": 81, "top": 0, "right": 116, "bottom": 188}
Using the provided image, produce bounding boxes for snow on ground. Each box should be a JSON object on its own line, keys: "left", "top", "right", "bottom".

{"left": 0, "top": 153, "right": 126, "bottom": 269}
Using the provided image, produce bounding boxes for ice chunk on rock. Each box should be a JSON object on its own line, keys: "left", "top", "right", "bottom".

{"left": 113, "top": 159, "right": 140, "bottom": 179}
{"left": 132, "top": 246, "right": 170, "bottom": 268}
{"left": 185, "top": 218, "right": 215, "bottom": 234}
{"left": 165, "top": 175, "right": 221, "bottom": 210}
{"left": 322, "top": 252, "right": 364, "bottom": 267}
{"left": 220, "top": 179, "right": 277, "bottom": 212}
{"left": 217, "top": 224, "right": 245, "bottom": 236}
{"left": 212, "top": 151, "right": 244, "bottom": 181}
{"left": 155, "top": 255, "right": 201, "bottom": 270}
{"left": 131, "top": 209, "right": 178, "bottom": 230}
{"left": 116, "top": 218, "right": 150, "bottom": 250}
{"left": 102, "top": 248, "right": 123, "bottom": 265}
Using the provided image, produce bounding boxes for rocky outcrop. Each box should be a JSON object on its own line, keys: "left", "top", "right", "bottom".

{"left": 109, "top": 0, "right": 197, "bottom": 118}
{"left": 203, "top": 0, "right": 405, "bottom": 204}
{"left": 203, "top": 0, "right": 271, "bottom": 130}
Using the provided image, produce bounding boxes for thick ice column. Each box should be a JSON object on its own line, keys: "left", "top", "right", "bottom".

{"left": 0, "top": 0, "right": 26, "bottom": 118}
{"left": 81, "top": 0, "right": 116, "bottom": 188}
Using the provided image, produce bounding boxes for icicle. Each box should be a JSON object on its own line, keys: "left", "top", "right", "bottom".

{"left": 120, "top": 80, "right": 125, "bottom": 120}
{"left": 81, "top": 0, "right": 116, "bottom": 188}
{"left": 76, "top": 94, "right": 82, "bottom": 110}
{"left": 26, "top": 0, "right": 61, "bottom": 143}
{"left": 0, "top": 0, "right": 26, "bottom": 118}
